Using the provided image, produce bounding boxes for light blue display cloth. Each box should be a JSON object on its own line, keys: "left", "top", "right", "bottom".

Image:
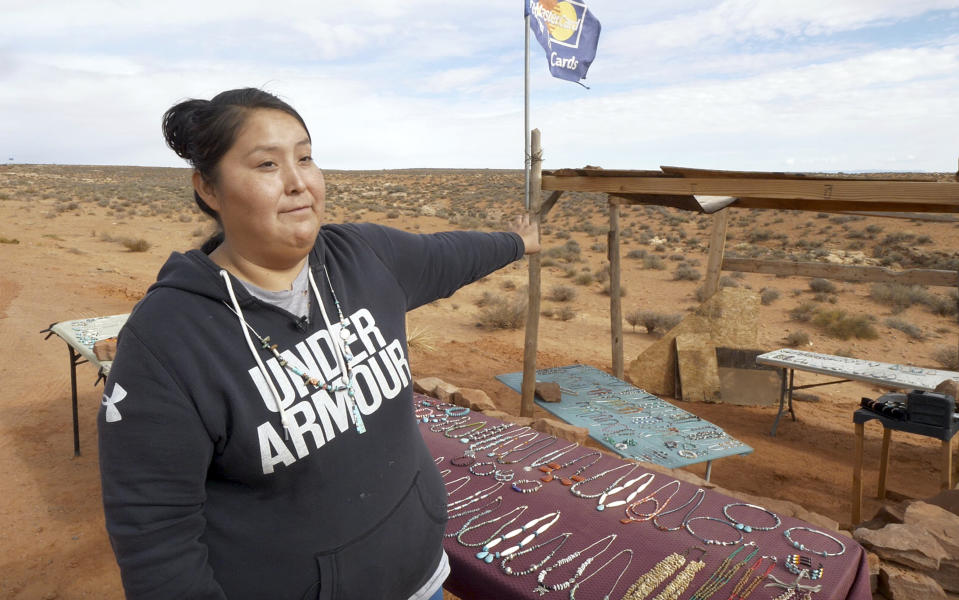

{"left": 496, "top": 364, "right": 752, "bottom": 469}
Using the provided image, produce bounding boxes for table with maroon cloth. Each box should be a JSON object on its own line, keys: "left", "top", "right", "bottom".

{"left": 414, "top": 395, "right": 872, "bottom": 600}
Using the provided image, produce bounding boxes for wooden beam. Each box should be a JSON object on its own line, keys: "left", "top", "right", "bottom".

{"left": 731, "top": 197, "right": 959, "bottom": 214}
{"left": 541, "top": 175, "right": 959, "bottom": 207}
{"left": 703, "top": 209, "right": 730, "bottom": 300}
{"left": 521, "top": 129, "right": 543, "bottom": 419}
{"left": 722, "top": 257, "right": 959, "bottom": 287}
{"left": 608, "top": 201, "right": 623, "bottom": 378}
{"left": 832, "top": 211, "right": 959, "bottom": 222}
{"left": 537, "top": 190, "right": 564, "bottom": 222}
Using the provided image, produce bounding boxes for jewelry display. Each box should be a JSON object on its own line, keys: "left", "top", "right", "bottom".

{"left": 533, "top": 532, "right": 617, "bottom": 596}
{"left": 785, "top": 555, "right": 823, "bottom": 579}
{"left": 457, "top": 505, "right": 528, "bottom": 551}
{"left": 493, "top": 469, "right": 515, "bottom": 482}
{"left": 528, "top": 442, "right": 579, "bottom": 470}
{"left": 685, "top": 516, "right": 745, "bottom": 547}
{"left": 449, "top": 455, "right": 476, "bottom": 467}
{"left": 596, "top": 472, "right": 655, "bottom": 511}
{"left": 447, "top": 481, "right": 505, "bottom": 513}
{"left": 430, "top": 416, "right": 468, "bottom": 433}
{"left": 568, "top": 548, "right": 633, "bottom": 600}
{"left": 469, "top": 461, "right": 497, "bottom": 477}
{"left": 444, "top": 420, "right": 487, "bottom": 441}
{"left": 511, "top": 479, "right": 544, "bottom": 494}
{"left": 687, "top": 543, "right": 759, "bottom": 600}
{"left": 619, "top": 551, "right": 687, "bottom": 600}
{"left": 445, "top": 498, "right": 504, "bottom": 538}
{"left": 499, "top": 532, "right": 572, "bottom": 576}
{"left": 444, "top": 405, "right": 469, "bottom": 417}
{"left": 569, "top": 463, "right": 641, "bottom": 499}
{"left": 477, "top": 511, "right": 561, "bottom": 562}
{"left": 783, "top": 526, "right": 846, "bottom": 557}
{"left": 622, "top": 479, "right": 682, "bottom": 524}
{"left": 438, "top": 468, "right": 451, "bottom": 478}
{"left": 496, "top": 435, "right": 558, "bottom": 465}
{"left": 538, "top": 450, "right": 603, "bottom": 485}
{"left": 727, "top": 556, "right": 777, "bottom": 600}
{"left": 652, "top": 488, "right": 705, "bottom": 532}
{"left": 652, "top": 550, "right": 706, "bottom": 600}
{"left": 722, "top": 503, "right": 782, "bottom": 533}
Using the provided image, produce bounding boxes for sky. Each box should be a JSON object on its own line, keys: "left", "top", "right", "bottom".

{"left": 1, "top": 0, "right": 958, "bottom": 172}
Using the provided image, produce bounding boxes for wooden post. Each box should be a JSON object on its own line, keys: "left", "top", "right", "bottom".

{"left": 943, "top": 438, "right": 954, "bottom": 490}
{"left": 878, "top": 428, "right": 891, "bottom": 499}
{"left": 520, "top": 129, "right": 543, "bottom": 418}
{"left": 852, "top": 422, "right": 864, "bottom": 525}
{"left": 608, "top": 200, "right": 623, "bottom": 378}
{"left": 702, "top": 208, "right": 730, "bottom": 300}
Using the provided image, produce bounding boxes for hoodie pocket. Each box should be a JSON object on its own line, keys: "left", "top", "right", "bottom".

{"left": 307, "top": 471, "right": 447, "bottom": 600}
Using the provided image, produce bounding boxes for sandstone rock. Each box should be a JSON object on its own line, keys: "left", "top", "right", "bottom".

{"left": 867, "top": 551, "right": 880, "bottom": 593}
{"left": 904, "top": 501, "right": 959, "bottom": 556}
{"left": 534, "top": 381, "right": 563, "bottom": 403}
{"left": 934, "top": 379, "right": 958, "bottom": 399}
{"left": 413, "top": 377, "right": 445, "bottom": 396}
{"left": 453, "top": 388, "right": 497, "bottom": 413}
{"left": 925, "top": 489, "right": 959, "bottom": 517}
{"left": 855, "top": 523, "right": 947, "bottom": 570}
{"left": 858, "top": 500, "right": 909, "bottom": 531}
{"left": 532, "top": 417, "right": 588, "bottom": 445}
{"left": 878, "top": 562, "right": 946, "bottom": 600}
{"left": 931, "top": 559, "right": 959, "bottom": 594}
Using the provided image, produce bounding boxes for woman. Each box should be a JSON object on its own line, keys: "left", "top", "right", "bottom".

{"left": 98, "top": 88, "right": 539, "bottom": 600}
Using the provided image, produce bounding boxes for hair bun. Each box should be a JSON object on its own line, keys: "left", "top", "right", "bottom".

{"left": 161, "top": 99, "right": 210, "bottom": 164}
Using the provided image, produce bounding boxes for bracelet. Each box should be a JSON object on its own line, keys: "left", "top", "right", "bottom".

{"left": 450, "top": 455, "right": 476, "bottom": 467}
{"left": 494, "top": 469, "right": 515, "bottom": 482}
{"left": 723, "top": 502, "right": 782, "bottom": 532}
{"left": 785, "top": 554, "right": 823, "bottom": 579}
{"left": 783, "top": 526, "right": 846, "bottom": 557}
{"left": 511, "top": 479, "right": 544, "bottom": 494}
{"left": 685, "top": 516, "right": 745, "bottom": 546}
{"left": 445, "top": 406, "right": 470, "bottom": 417}
{"left": 469, "top": 461, "right": 497, "bottom": 477}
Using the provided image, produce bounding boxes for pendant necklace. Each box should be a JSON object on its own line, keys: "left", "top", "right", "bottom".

{"left": 534, "top": 533, "right": 617, "bottom": 596}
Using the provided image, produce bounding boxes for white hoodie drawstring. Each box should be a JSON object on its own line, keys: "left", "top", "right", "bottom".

{"left": 219, "top": 269, "right": 293, "bottom": 438}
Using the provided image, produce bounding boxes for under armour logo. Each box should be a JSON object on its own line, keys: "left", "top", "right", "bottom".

{"left": 102, "top": 383, "right": 127, "bottom": 423}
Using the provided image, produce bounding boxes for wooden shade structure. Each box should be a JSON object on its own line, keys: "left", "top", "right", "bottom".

{"left": 519, "top": 156, "right": 959, "bottom": 417}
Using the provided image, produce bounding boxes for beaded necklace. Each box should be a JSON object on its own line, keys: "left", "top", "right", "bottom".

{"left": 533, "top": 533, "right": 617, "bottom": 596}
{"left": 499, "top": 532, "right": 572, "bottom": 576}
{"left": 456, "top": 504, "right": 528, "bottom": 550}
{"left": 496, "top": 435, "right": 558, "bottom": 465}
{"left": 652, "top": 488, "right": 706, "bottom": 532}
{"left": 445, "top": 496, "right": 503, "bottom": 533}
{"left": 538, "top": 450, "right": 603, "bottom": 485}
{"left": 569, "top": 462, "right": 641, "bottom": 499}
{"left": 527, "top": 442, "right": 578, "bottom": 469}
{"left": 447, "top": 481, "right": 505, "bottom": 513}
{"left": 687, "top": 543, "right": 759, "bottom": 600}
{"left": 477, "top": 511, "right": 561, "bottom": 562}
{"left": 652, "top": 550, "right": 707, "bottom": 600}
{"left": 620, "top": 551, "right": 686, "bottom": 600}
{"left": 728, "top": 556, "right": 777, "bottom": 600}
{"left": 596, "top": 472, "right": 655, "bottom": 511}
{"left": 569, "top": 548, "right": 633, "bottom": 600}
{"left": 622, "top": 479, "right": 683, "bottom": 524}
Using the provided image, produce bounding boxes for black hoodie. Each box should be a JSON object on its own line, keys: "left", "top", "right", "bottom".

{"left": 98, "top": 223, "right": 525, "bottom": 599}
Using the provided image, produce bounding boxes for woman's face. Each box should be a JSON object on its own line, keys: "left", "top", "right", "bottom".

{"left": 197, "top": 108, "right": 325, "bottom": 265}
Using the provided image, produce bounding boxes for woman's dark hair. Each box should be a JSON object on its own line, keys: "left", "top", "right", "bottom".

{"left": 162, "top": 88, "right": 311, "bottom": 253}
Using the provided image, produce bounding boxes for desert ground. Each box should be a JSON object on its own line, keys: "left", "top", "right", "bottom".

{"left": 1, "top": 164, "right": 958, "bottom": 598}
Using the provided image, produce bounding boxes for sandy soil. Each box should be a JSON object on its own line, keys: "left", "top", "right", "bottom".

{"left": 1, "top": 165, "right": 958, "bottom": 598}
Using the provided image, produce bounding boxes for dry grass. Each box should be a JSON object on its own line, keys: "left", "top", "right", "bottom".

{"left": 476, "top": 296, "right": 527, "bottom": 330}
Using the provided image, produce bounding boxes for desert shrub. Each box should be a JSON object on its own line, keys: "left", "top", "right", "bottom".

{"left": 785, "top": 330, "right": 810, "bottom": 347}
{"left": 931, "top": 346, "right": 959, "bottom": 370}
{"left": 885, "top": 318, "right": 923, "bottom": 340}
{"left": 812, "top": 309, "right": 878, "bottom": 340}
{"left": 865, "top": 224, "right": 883, "bottom": 235}
{"left": 474, "top": 291, "right": 496, "bottom": 307}
{"left": 673, "top": 264, "right": 701, "bottom": 281}
{"left": 386, "top": 210, "right": 400, "bottom": 219}
{"left": 122, "top": 238, "right": 150, "bottom": 252}
{"left": 590, "top": 243, "right": 606, "bottom": 253}
{"left": 563, "top": 266, "right": 578, "bottom": 278}
{"left": 760, "top": 288, "right": 780, "bottom": 305}
{"left": 747, "top": 229, "right": 772, "bottom": 243}
{"left": 869, "top": 283, "right": 932, "bottom": 313}
{"left": 476, "top": 296, "right": 527, "bottom": 330}
{"left": 573, "top": 273, "right": 594, "bottom": 286}
{"left": 925, "top": 292, "right": 958, "bottom": 317}
{"left": 627, "top": 310, "right": 682, "bottom": 335}
{"left": 555, "top": 306, "right": 576, "bottom": 321}
{"left": 548, "top": 284, "right": 576, "bottom": 302}
{"left": 626, "top": 249, "right": 647, "bottom": 259}
{"left": 808, "top": 278, "right": 837, "bottom": 293}
{"left": 789, "top": 301, "right": 819, "bottom": 323}
{"left": 501, "top": 279, "right": 517, "bottom": 291}
{"left": 719, "top": 275, "right": 739, "bottom": 289}
{"left": 542, "top": 240, "right": 582, "bottom": 263}
{"left": 643, "top": 255, "right": 666, "bottom": 270}
{"left": 812, "top": 292, "right": 838, "bottom": 304}
{"left": 593, "top": 267, "right": 610, "bottom": 285}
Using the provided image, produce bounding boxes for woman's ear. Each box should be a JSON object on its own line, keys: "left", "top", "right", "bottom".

{"left": 193, "top": 171, "right": 221, "bottom": 211}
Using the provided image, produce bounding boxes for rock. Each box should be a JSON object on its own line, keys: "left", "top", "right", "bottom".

{"left": 532, "top": 417, "right": 588, "bottom": 445}
{"left": 481, "top": 410, "right": 535, "bottom": 428}
{"left": 931, "top": 559, "right": 959, "bottom": 594}
{"left": 855, "top": 523, "right": 948, "bottom": 570}
{"left": 859, "top": 500, "right": 909, "bottom": 531}
{"left": 453, "top": 388, "right": 497, "bottom": 413}
{"left": 926, "top": 489, "right": 959, "bottom": 516}
{"left": 867, "top": 551, "right": 880, "bottom": 593}
{"left": 878, "top": 562, "right": 946, "bottom": 600}
{"left": 413, "top": 377, "right": 459, "bottom": 402}
{"left": 934, "top": 380, "right": 958, "bottom": 399}
{"left": 903, "top": 501, "right": 959, "bottom": 556}
{"left": 534, "top": 381, "right": 563, "bottom": 403}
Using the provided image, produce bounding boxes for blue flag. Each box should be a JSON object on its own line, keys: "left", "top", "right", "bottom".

{"left": 525, "top": 0, "right": 601, "bottom": 84}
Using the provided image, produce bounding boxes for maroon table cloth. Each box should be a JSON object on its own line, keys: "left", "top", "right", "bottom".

{"left": 415, "top": 394, "right": 872, "bottom": 600}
